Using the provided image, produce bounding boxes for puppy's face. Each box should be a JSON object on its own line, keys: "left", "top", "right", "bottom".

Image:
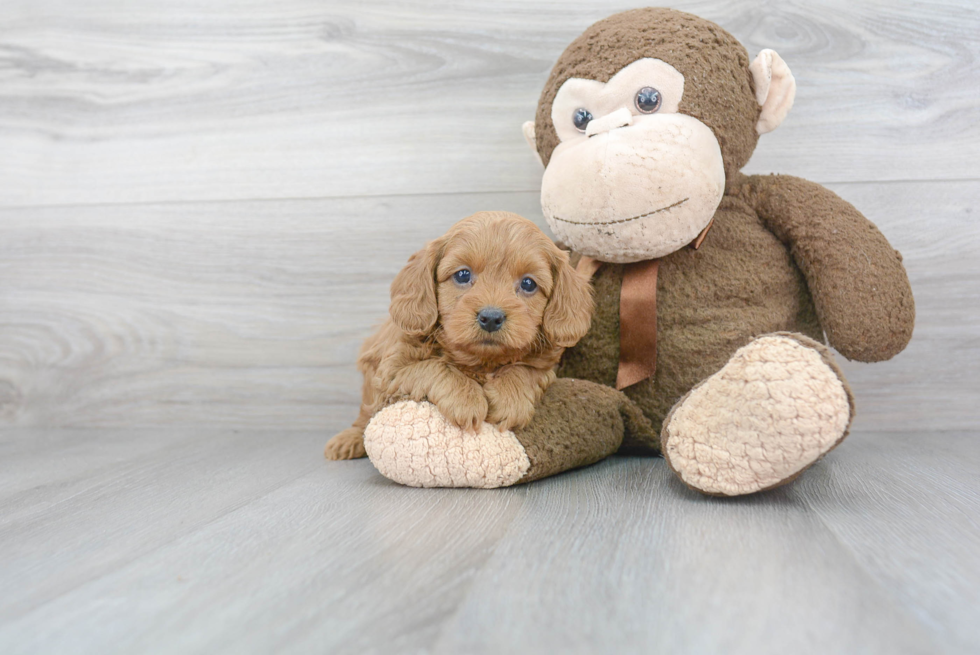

{"left": 436, "top": 226, "right": 552, "bottom": 361}
{"left": 389, "top": 212, "right": 593, "bottom": 366}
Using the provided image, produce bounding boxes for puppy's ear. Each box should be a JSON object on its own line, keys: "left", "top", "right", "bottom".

{"left": 389, "top": 239, "right": 443, "bottom": 338}
{"left": 542, "top": 248, "right": 594, "bottom": 347}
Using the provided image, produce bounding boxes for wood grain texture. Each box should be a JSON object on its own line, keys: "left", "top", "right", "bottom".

{"left": 796, "top": 432, "right": 980, "bottom": 655}
{"left": 434, "top": 458, "right": 939, "bottom": 655}
{"left": 0, "top": 181, "right": 976, "bottom": 431}
{"left": 0, "top": 429, "right": 323, "bottom": 621}
{"left": 0, "top": 430, "right": 977, "bottom": 654}
{"left": 0, "top": 192, "right": 543, "bottom": 429}
{"left": 0, "top": 1, "right": 977, "bottom": 207}
{"left": 0, "top": 2, "right": 978, "bottom": 653}
{"left": 0, "top": 430, "right": 528, "bottom": 655}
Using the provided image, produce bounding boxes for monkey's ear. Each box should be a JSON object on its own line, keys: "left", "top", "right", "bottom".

{"left": 522, "top": 121, "right": 544, "bottom": 167}
{"left": 750, "top": 49, "right": 796, "bottom": 135}
{"left": 542, "top": 249, "right": 594, "bottom": 347}
{"left": 389, "top": 240, "right": 442, "bottom": 338}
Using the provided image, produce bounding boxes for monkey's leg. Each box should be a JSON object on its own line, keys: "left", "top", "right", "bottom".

{"left": 661, "top": 332, "right": 854, "bottom": 496}
{"left": 362, "top": 378, "right": 654, "bottom": 488}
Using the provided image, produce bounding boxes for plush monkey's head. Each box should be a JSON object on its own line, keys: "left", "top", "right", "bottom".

{"left": 524, "top": 8, "right": 795, "bottom": 263}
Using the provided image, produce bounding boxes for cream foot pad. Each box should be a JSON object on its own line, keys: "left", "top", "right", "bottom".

{"left": 663, "top": 334, "right": 851, "bottom": 496}
{"left": 363, "top": 401, "right": 531, "bottom": 488}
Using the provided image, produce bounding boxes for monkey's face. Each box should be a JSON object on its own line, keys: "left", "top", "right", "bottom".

{"left": 539, "top": 58, "right": 725, "bottom": 263}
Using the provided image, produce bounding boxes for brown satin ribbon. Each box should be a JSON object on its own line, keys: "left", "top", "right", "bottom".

{"left": 692, "top": 217, "right": 714, "bottom": 251}
{"left": 616, "top": 259, "right": 660, "bottom": 389}
{"left": 575, "top": 219, "right": 714, "bottom": 390}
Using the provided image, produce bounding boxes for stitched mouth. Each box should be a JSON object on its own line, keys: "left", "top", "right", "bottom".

{"left": 550, "top": 197, "right": 688, "bottom": 226}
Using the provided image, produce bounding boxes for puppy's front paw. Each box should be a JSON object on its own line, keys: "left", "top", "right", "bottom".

{"left": 484, "top": 374, "right": 539, "bottom": 432}
{"left": 325, "top": 427, "right": 367, "bottom": 460}
{"left": 384, "top": 371, "right": 426, "bottom": 403}
{"left": 435, "top": 382, "right": 489, "bottom": 433}
{"left": 487, "top": 395, "right": 536, "bottom": 432}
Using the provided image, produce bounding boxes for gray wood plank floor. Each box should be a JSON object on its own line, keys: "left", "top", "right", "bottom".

{"left": 1, "top": 430, "right": 977, "bottom": 654}
{"left": 1, "top": 1, "right": 979, "bottom": 653}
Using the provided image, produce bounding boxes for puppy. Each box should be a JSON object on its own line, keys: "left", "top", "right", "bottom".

{"left": 325, "top": 211, "right": 594, "bottom": 460}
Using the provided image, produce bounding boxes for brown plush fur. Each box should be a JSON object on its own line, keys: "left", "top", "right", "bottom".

{"left": 558, "top": 169, "right": 915, "bottom": 447}
{"left": 537, "top": 9, "right": 914, "bottom": 460}
{"left": 736, "top": 174, "right": 915, "bottom": 362}
{"left": 325, "top": 211, "right": 594, "bottom": 460}
{"left": 560, "top": 187, "right": 825, "bottom": 443}
{"left": 513, "top": 377, "right": 655, "bottom": 484}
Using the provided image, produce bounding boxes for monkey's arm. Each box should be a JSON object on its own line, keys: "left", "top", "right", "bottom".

{"left": 740, "top": 174, "right": 914, "bottom": 362}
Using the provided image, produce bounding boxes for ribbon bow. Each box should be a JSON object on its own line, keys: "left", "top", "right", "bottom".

{"left": 575, "top": 218, "right": 713, "bottom": 390}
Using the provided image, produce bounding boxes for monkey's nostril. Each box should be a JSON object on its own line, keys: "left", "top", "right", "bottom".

{"left": 476, "top": 307, "right": 506, "bottom": 333}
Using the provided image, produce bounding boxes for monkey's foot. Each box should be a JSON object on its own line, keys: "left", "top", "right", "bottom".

{"left": 662, "top": 333, "right": 853, "bottom": 496}
{"left": 363, "top": 401, "right": 531, "bottom": 488}
{"left": 363, "top": 379, "right": 640, "bottom": 488}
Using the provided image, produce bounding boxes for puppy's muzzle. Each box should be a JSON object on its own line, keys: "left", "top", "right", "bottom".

{"left": 477, "top": 307, "right": 506, "bottom": 333}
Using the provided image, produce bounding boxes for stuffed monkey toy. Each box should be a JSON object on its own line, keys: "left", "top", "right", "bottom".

{"left": 350, "top": 8, "right": 914, "bottom": 496}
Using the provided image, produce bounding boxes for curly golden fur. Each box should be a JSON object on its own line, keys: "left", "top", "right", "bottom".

{"left": 325, "top": 211, "right": 594, "bottom": 460}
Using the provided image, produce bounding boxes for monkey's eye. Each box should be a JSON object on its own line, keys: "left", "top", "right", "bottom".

{"left": 519, "top": 277, "right": 537, "bottom": 293}
{"left": 453, "top": 269, "right": 472, "bottom": 285}
{"left": 635, "top": 87, "right": 662, "bottom": 114}
{"left": 572, "top": 108, "right": 593, "bottom": 132}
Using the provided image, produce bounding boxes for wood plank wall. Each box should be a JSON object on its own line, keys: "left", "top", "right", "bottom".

{"left": 1, "top": 0, "right": 977, "bottom": 432}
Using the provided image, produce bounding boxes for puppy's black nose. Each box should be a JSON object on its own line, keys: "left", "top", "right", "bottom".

{"left": 477, "top": 307, "right": 506, "bottom": 333}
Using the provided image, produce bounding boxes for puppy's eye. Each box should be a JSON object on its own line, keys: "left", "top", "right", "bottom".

{"left": 520, "top": 277, "right": 537, "bottom": 293}
{"left": 453, "top": 269, "right": 472, "bottom": 285}
{"left": 572, "top": 108, "right": 593, "bottom": 132}
{"left": 635, "top": 87, "right": 662, "bottom": 114}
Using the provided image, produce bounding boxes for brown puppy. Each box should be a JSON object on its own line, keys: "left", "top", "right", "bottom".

{"left": 325, "top": 211, "right": 593, "bottom": 460}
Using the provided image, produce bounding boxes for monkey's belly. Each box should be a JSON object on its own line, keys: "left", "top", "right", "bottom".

{"left": 558, "top": 198, "right": 822, "bottom": 440}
